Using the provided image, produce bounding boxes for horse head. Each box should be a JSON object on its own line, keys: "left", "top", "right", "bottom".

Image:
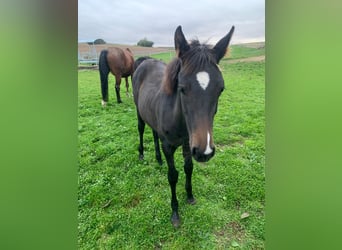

{"left": 174, "top": 25, "right": 234, "bottom": 162}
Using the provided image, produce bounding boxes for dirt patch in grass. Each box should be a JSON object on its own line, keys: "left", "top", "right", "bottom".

{"left": 215, "top": 221, "right": 246, "bottom": 246}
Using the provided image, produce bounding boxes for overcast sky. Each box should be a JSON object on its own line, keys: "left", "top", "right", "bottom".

{"left": 78, "top": 0, "right": 264, "bottom": 46}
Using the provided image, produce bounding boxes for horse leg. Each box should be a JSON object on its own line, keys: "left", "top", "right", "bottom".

{"left": 161, "top": 141, "right": 180, "bottom": 227}
{"left": 152, "top": 130, "right": 162, "bottom": 165}
{"left": 137, "top": 111, "right": 145, "bottom": 160}
{"left": 130, "top": 75, "right": 133, "bottom": 97}
{"left": 114, "top": 75, "right": 122, "bottom": 103}
{"left": 182, "top": 140, "right": 196, "bottom": 205}
{"left": 125, "top": 76, "right": 130, "bottom": 97}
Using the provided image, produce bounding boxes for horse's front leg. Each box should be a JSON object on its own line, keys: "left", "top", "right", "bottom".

{"left": 152, "top": 130, "right": 162, "bottom": 165}
{"left": 114, "top": 75, "right": 122, "bottom": 103}
{"left": 161, "top": 142, "right": 180, "bottom": 227}
{"left": 182, "top": 140, "right": 196, "bottom": 205}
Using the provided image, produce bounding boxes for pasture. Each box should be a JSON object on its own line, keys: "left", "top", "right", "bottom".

{"left": 78, "top": 48, "right": 265, "bottom": 248}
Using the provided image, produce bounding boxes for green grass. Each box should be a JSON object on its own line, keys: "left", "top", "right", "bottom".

{"left": 149, "top": 52, "right": 175, "bottom": 63}
{"left": 147, "top": 44, "right": 266, "bottom": 62}
{"left": 227, "top": 44, "right": 265, "bottom": 60}
{"left": 78, "top": 54, "right": 265, "bottom": 248}
{"left": 133, "top": 52, "right": 175, "bottom": 64}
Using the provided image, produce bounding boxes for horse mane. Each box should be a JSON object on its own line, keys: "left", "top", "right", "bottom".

{"left": 162, "top": 40, "right": 217, "bottom": 95}
{"left": 162, "top": 58, "right": 181, "bottom": 95}
{"left": 182, "top": 40, "right": 217, "bottom": 73}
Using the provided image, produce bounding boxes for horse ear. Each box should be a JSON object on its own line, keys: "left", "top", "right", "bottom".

{"left": 213, "top": 26, "right": 235, "bottom": 63}
{"left": 174, "top": 25, "right": 190, "bottom": 58}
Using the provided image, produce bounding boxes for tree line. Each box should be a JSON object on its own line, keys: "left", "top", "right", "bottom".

{"left": 89, "top": 38, "right": 154, "bottom": 47}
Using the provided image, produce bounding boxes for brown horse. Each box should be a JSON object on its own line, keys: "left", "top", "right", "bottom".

{"left": 99, "top": 47, "right": 134, "bottom": 106}
{"left": 132, "top": 25, "right": 234, "bottom": 227}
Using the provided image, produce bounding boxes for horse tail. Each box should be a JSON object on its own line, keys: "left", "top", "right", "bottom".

{"left": 99, "top": 50, "right": 110, "bottom": 103}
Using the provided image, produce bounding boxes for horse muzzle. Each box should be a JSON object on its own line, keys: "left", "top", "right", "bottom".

{"left": 190, "top": 129, "right": 216, "bottom": 162}
{"left": 191, "top": 146, "right": 215, "bottom": 162}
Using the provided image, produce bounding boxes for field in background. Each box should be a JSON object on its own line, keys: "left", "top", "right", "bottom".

{"left": 78, "top": 42, "right": 265, "bottom": 66}
{"left": 227, "top": 43, "right": 265, "bottom": 60}
{"left": 78, "top": 47, "right": 265, "bottom": 248}
{"left": 78, "top": 43, "right": 173, "bottom": 62}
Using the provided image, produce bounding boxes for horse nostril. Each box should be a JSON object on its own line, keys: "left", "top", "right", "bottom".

{"left": 191, "top": 147, "right": 198, "bottom": 156}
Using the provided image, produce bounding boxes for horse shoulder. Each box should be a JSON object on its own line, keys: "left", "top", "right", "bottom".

{"left": 156, "top": 93, "right": 186, "bottom": 146}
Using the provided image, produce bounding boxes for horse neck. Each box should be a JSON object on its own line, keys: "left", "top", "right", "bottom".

{"left": 170, "top": 91, "right": 183, "bottom": 120}
{"left": 157, "top": 58, "right": 187, "bottom": 134}
{"left": 157, "top": 89, "right": 186, "bottom": 133}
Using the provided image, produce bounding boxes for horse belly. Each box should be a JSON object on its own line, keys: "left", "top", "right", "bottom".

{"left": 133, "top": 59, "right": 166, "bottom": 132}
{"left": 138, "top": 84, "right": 159, "bottom": 130}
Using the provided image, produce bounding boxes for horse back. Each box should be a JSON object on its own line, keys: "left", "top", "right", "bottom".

{"left": 106, "top": 47, "right": 134, "bottom": 77}
{"left": 132, "top": 59, "right": 166, "bottom": 128}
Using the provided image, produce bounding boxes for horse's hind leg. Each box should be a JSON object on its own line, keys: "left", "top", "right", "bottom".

{"left": 125, "top": 76, "right": 130, "bottom": 97}
{"left": 182, "top": 141, "right": 196, "bottom": 205}
{"left": 114, "top": 75, "right": 122, "bottom": 103}
{"left": 137, "top": 111, "right": 145, "bottom": 160}
{"left": 161, "top": 141, "right": 180, "bottom": 228}
{"left": 152, "top": 130, "right": 162, "bottom": 165}
{"left": 130, "top": 75, "right": 133, "bottom": 97}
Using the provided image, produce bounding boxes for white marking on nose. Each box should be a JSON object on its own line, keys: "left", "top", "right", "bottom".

{"left": 196, "top": 71, "right": 210, "bottom": 90}
{"left": 204, "top": 132, "right": 213, "bottom": 155}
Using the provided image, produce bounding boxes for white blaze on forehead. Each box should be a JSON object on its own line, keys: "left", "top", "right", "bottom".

{"left": 196, "top": 71, "right": 210, "bottom": 90}
{"left": 204, "top": 132, "right": 213, "bottom": 155}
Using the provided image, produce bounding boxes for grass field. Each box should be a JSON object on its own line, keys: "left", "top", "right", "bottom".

{"left": 78, "top": 49, "right": 265, "bottom": 248}
{"left": 146, "top": 44, "right": 265, "bottom": 62}
{"left": 133, "top": 43, "right": 265, "bottom": 62}
{"left": 78, "top": 43, "right": 264, "bottom": 67}
{"left": 227, "top": 44, "right": 265, "bottom": 60}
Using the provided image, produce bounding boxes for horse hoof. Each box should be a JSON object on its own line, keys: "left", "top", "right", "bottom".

{"left": 101, "top": 100, "right": 107, "bottom": 107}
{"left": 139, "top": 155, "right": 144, "bottom": 161}
{"left": 171, "top": 212, "right": 181, "bottom": 228}
{"left": 187, "top": 197, "right": 197, "bottom": 205}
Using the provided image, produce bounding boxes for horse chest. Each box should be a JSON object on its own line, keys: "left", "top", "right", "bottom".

{"left": 159, "top": 111, "right": 187, "bottom": 146}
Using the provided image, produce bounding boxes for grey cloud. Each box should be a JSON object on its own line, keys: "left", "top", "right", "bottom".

{"left": 78, "top": 0, "right": 264, "bottom": 46}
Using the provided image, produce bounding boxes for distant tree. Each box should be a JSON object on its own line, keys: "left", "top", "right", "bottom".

{"left": 137, "top": 38, "right": 154, "bottom": 47}
{"left": 94, "top": 39, "right": 106, "bottom": 44}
